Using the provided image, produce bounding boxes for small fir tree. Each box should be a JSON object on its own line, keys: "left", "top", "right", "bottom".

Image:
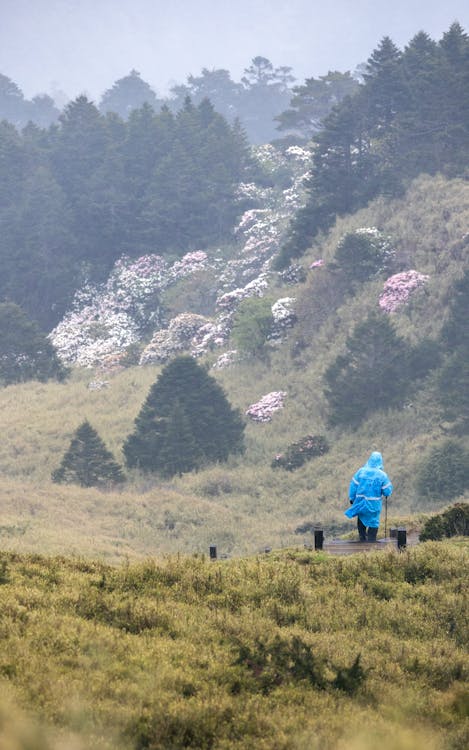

{"left": 123, "top": 355, "right": 245, "bottom": 476}
{"left": 52, "top": 421, "right": 125, "bottom": 487}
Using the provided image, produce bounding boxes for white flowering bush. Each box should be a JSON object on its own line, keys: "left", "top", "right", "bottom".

{"left": 50, "top": 146, "right": 309, "bottom": 370}
{"left": 139, "top": 313, "right": 212, "bottom": 365}
{"left": 50, "top": 252, "right": 209, "bottom": 367}
{"left": 379, "top": 270, "right": 430, "bottom": 313}
{"left": 212, "top": 350, "right": 239, "bottom": 370}
{"left": 270, "top": 297, "right": 297, "bottom": 341}
{"left": 246, "top": 391, "right": 287, "bottom": 423}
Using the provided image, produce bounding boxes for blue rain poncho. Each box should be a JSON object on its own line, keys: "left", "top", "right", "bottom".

{"left": 344, "top": 451, "right": 393, "bottom": 528}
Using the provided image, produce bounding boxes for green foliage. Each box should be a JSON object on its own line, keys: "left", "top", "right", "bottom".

{"left": 437, "top": 269, "right": 469, "bottom": 434}
{"left": 0, "top": 96, "right": 255, "bottom": 329}
{"left": 52, "top": 420, "right": 125, "bottom": 487}
{"left": 333, "top": 228, "right": 395, "bottom": 285}
{"left": 324, "top": 312, "right": 412, "bottom": 427}
{"left": 276, "top": 71, "right": 359, "bottom": 140}
{"left": 419, "top": 503, "right": 469, "bottom": 541}
{"left": 279, "top": 23, "right": 469, "bottom": 267}
{"left": 0, "top": 302, "right": 68, "bottom": 386}
{"left": 234, "top": 634, "right": 327, "bottom": 693}
{"left": 415, "top": 440, "right": 469, "bottom": 501}
{"left": 231, "top": 296, "right": 274, "bottom": 359}
{"left": 0, "top": 546, "right": 467, "bottom": 749}
{"left": 331, "top": 654, "right": 368, "bottom": 695}
{"left": 99, "top": 69, "right": 162, "bottom": 118}
{"left": 272, "top": 434, "right": 329, "bottom": 471}
{"left": 123, "top": 356, "right": 245, "bottom": 476}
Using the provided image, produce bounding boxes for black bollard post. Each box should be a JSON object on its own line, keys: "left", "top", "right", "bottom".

{"left": 397, "top": 528, "right": 407, "bottom": 551}
{"left": 314, "top": 528, "right": 324, "bottom": 551}
{"left": 209, "top": 544, "right": 217, "bottom": 560}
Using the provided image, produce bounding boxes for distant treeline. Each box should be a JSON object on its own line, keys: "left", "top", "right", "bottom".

{"left": 1, "top": 56, "right": 356, "bottom": 145}
{"left": 0, "top": 97, "right": 257, "bottom": 329}
{"left": 0, "top": 24, "right": 467, "bottom": 330}
{"left": 277, "top": 23, "right": 469, "bottom": 267}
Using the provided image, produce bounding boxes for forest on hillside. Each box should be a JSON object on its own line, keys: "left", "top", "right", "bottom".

{"left": 0, "top": 23, "right": 467, "bottom": 332}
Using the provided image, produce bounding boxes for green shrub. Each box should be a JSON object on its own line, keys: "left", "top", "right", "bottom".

{"left": 234, "top": 634, "right": 327, "bottom": 693}
{"left": 416, "top": 440, "right": 469, "bottom": 501}
{"left": 334, "top": 228, "right": 395, "bottom": 284}
{"left": 231, "top": 296, "right": 274, "bottom": 360}
{"left": 420, "top": 503, "right": 469, "bottom": 541}
{"left": 272, "top": 434, "right": 329, "bottom": 471}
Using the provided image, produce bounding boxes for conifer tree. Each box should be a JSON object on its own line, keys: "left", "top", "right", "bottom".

{"left": 0, "top": 302, "right": 68, "bottom": 385}
{"left": 52, "top": 420, "right": 125, "bottom": 487}
{"left": 324, "top": 312, "right": 410, "bottom": 426}
{"left": 123, "top": 356, "right": 245, "bottom": 475}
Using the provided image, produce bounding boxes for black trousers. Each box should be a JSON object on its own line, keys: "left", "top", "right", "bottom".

{"left": 358, "top": 517, "right": 378, "bottom": 542}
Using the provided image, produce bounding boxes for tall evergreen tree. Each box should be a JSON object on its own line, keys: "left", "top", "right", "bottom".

{"left": 276, "top": 71, "right": 359, "bottom": 140}
{"left": 123, "top": 356, "right": 245, "bottom": 476}
{"left": 0, "top": 302, "right": 68, "bottom": 385}
{"left": 52, "top": 420, "right": 125, "bottom": 487}
{"left": 324, "top": 312, "right": 411, "bottom": 427}
{"left": 99, "top": 70, "right": 161, "bottom": 118}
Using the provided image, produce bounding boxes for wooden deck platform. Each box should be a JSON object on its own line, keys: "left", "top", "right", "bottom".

{"left": 319, "top": 534, "right": 419, "bottom": 555}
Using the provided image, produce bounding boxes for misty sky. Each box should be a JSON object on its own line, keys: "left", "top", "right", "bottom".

{"left": 1, "top": 0, "right": 468, "bottom": 103}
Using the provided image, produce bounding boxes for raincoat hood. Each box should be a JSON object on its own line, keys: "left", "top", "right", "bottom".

{"left": 366, "top": 451, "right": 383, "bottom": 469}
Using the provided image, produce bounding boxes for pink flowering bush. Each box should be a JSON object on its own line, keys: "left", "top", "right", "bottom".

{"left": 212, "top": 350, "right": 239, "bottom": 370}
{"left": 246, "top": 391, "right": 287, "bottom": 423}
{"left": 379, "top": 270, "right": 429, "bottom": 313}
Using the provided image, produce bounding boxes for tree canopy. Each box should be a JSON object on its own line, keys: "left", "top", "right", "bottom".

{"left": 0, "top": 96, "right": 256, "bottom": 330}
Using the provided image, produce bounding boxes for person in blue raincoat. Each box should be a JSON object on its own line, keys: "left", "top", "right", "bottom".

{"left": 345, "top": 451, "right": 393, "bottom": 541}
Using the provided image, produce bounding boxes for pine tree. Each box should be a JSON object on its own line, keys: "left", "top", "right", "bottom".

{"left": 123, "top": 356, "right": 245, "bottom": 476}
{"left": 0, "top": 302, "right": 68, "bottom": 385}
{"left": 324, "top": 312, "right": 411, "bottom": 426}
{"left": 276, "top": 71, "right": 359, "bottom": 140}
{"left": 99, "top": 70, "right": 161, "bottom": 118}
{"left": 52, "top": 420, "right": 125, "bottom": 487}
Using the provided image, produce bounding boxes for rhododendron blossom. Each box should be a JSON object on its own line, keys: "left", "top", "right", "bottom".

{"left": 49, "top": 145, "right": 309, "bottom": 370}
{"left": 379, "top": 270, "right": 429, "bottom": 313}
{"left": 246, "top": 391, "right": 287, "bottom": 422}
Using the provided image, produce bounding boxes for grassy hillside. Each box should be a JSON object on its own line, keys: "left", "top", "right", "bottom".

{"left": 0, "top": 174, "right": 468, "bottom": 559}
{"left": 0, "top": 543, "right": 467, "bottom": 750}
